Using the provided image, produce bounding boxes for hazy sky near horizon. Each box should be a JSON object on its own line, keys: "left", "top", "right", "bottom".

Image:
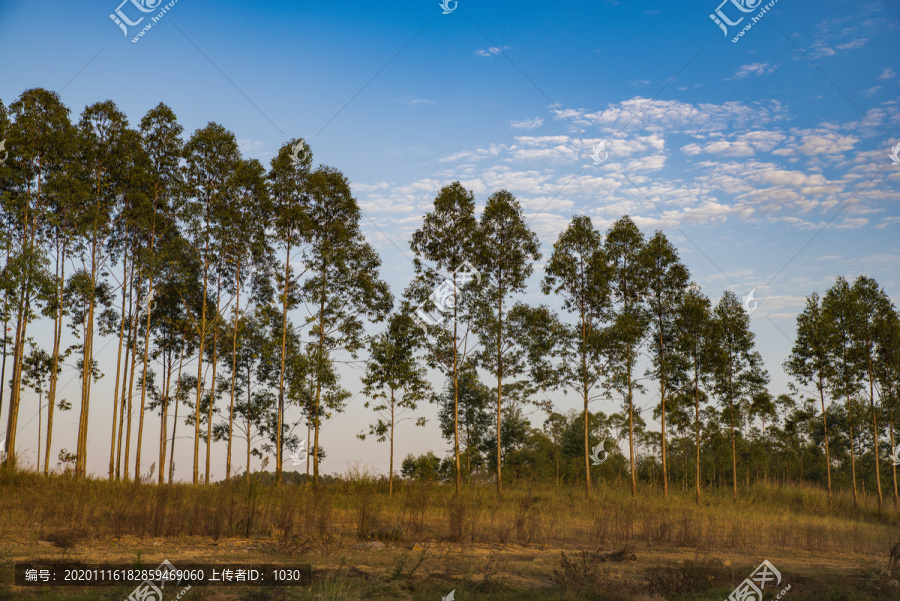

{"left": 1, "top": 0, "right": 898, "bottom": 480}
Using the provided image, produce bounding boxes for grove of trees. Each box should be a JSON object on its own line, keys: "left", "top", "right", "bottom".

{"left": 2, "top": 88, "right": 899, "bottom": 506}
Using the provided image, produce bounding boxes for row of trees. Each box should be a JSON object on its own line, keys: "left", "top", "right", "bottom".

{"left": 2, "top": 88, "right": 898, "bottom": 508}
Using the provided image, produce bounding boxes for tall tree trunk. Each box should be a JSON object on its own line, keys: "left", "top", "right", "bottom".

{"left": 46, "top": 242, "right": 66, "bottom": 475}
{"left": 205, "top": 275, "right": 222, "bottom": 485}
{"left": 123, "top": 276, "right": 142, "bottom": 481}
{"left": 227, "top": 264, "right": 242, "bottom": 480}
{"left": 453, "top": 312, "right": 460, "bottom": 494}
{"left": 847, "top": 394, "right": 858, "bottom": 507}
{"left": 868, "top": 356, "right": 883, "bottom": 511}
{"left": 313, "top": 277, "right": 325, "bottom": 486}
{"left": 496, "top": 293, "right": 503, "bottom": 495}
{"left": 168, "top": 343, "right": 184, "bottom": 485}
{"left": 581, "top": 303, "right": 591, "bottom": 499}
{"left": 134, "top": 280, "right": 155, "bottom": 481}
{"left": 109, "top": 251, "right": 129, "bottom": 479}
{"left": 389, "top": 394, "right": 395, "bottom": 496}
{"left": 818, "top": 375, "right": 832, "bottom": 507}
{"left": 891, "top": 421, "right": 898, "bottom": 511}
{"left": 729, "top": 363, "right": 737, "bottom": 502}
{"left": 660, "top": 324, "right": 668, "bottom": 498}
{"left": 694, "top": 370, "right": 701, "bottom": 505}
{"left": 158, "top": 348, "right": 171, "bottom": 485}
{"left": 277, "top": 251, "right": 290, "bottom": 485}
{"left": 628, "top": 348, "right": 636, "bottom": 497}
{"left": 76, "top": 239, "right": 99, "bottom": 477}
{"left": 193, "top": 241, "right": 210, "bottom": 485}
{"left": 4, "top": 182, "right": 40, "bottom": 469}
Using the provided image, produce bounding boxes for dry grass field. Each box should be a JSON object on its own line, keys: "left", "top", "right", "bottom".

{"left": 2, "top": 469, "right": 900, "bottom": 600}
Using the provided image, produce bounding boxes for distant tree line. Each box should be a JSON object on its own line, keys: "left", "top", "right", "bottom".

{"left": 2, "top": 89, "right": 898, "bottom": 508}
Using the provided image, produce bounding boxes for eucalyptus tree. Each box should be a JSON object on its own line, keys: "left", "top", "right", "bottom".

{"left": 131, "top": 103, "right": 184, "bottom": 481}
{"left": 471, "top": 189, "right": 540, "bottom": 493}
{"left": 540, "top": 215, "right": 611, "bottom": 498}
{"left": 408, "top": 182, "right": 479, "bottom": 493}
{"left": 673, "top": 285, "right": 712, "bottom": 503}
{"left": 640, "top": 230, "right": 689, "bottom": 497}
{"left": 1, "top": 88, "right": 72, "bottom": 469}
{"left": 604, "top": 216, "right": 650, "bottom": 496}
{"left": 268, "top": 139, "right": 310, "bottom": 484}
{"left": 73, "top": 100, "right": 137, "bottom": 477}
{"left": 850, "top": 275, "right": 898, "bottom": 511}
{"left": 708, "top": 290, "right": 769, "bottom": 501}
{"left": 301, "top": 166, "right": 392, "bottom": 485}
{"left": 822, "top": 277, "right": 863, "bottom": 506}
{"left": 183, "top": 122, "right": 240, "bottom": 484}
{"left": 359, "top": 311, "right": 431, "bottom": 495}
{"left": 39, "top": 136, "right": 80, "bottom": 476}
{"left": 784, "top": 292, "right": 836, "bottom": 506}
{"left": 221, "top": 157, "right": 269, "bottom": 480}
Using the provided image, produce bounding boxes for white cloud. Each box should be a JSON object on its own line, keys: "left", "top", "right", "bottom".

{"left": 510, "top": 117, "right": 543, "bottom": 130}
{"left": 878, "top": 67, "right": 896, "bottom": 80}
{"left": 475, "top": 46, "right": 508, "bottom": 57}
{"left": 729, "top": 62, "right": 778, "bottom": 80}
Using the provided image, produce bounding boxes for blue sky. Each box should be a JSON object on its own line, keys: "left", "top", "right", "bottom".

{"left": 1, "top": 0, "right": 898, "bottom": 480}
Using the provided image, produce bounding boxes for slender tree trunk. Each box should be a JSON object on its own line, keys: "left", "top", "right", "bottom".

{"left": 194, "top": 241, "right": 209, "bottom": 485}
{"left": 109, "top": 252, "right": 129, "bottom": 479}
{"left": 46, "top": 243, "right": 66, "bottom": 475}
{"left": 76, "top": 239, "right": 99, "bottom": 477}
{"left": 848, "top": 394, "right": 858, "bottom": 508}
{"left": 4, "top": 183, "right": 39, "bottom": 469}
{"left": 134, "top": 280, "right": 155, "bottom": 481}
{"left": 729, "top": 362, "right": 737, "bottom": 502}
{"left": 581, "top": 303, "right": 591, "bottom": 499}
{"left": 158, "top": 348, "right": 171, "bottom": 485}
{"left": 694, "top": 370, "right": 701, "bottom": 505}
{"left": 205, "top": 276, "right": 222, "bottom": 485}
{"left": 891, "top": 422, "right": 898, "bottom": 511}
{"left": 628, "top": 348, "right": 636, "bottom": 497}
{"left": 496, "top": 294, "right": 502, "bottom": 495}
{"left": 660, "top": 324, "right": 668, "bottom": 498}
{"left": 116, "top": 272, "right": 135, "bottom": 480}
{"left": 227, "top": 265, "right": 242, "bottom": 480}
{"left": 868, "top": 358, "right": 883, "bottom": 511}
{"left": 37, "top": 392, "right": 42, "bottom": 471}
{"left": 313, "top": 269, "right": 326, "bottom": 487}
{"left": 389, "top": 394, "right": 395, "bottom": 496}
{"left": 453, "top": 312, "right": 460, "bottom": 494}
{"left": 169, "top": 343, "right": 184, "bottom": 485}
{"left": 818, "top": 376, "right": 832, "bottom": 507}
{"left": 123, "top": 276, "right": 142, "bottom": 482}
{"left": 277, "top": 251, "right": 290, "bottom": 485}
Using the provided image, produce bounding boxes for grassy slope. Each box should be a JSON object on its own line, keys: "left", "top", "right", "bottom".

{"left": 1, "top": 470, "right": 899, "bottom": 600}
